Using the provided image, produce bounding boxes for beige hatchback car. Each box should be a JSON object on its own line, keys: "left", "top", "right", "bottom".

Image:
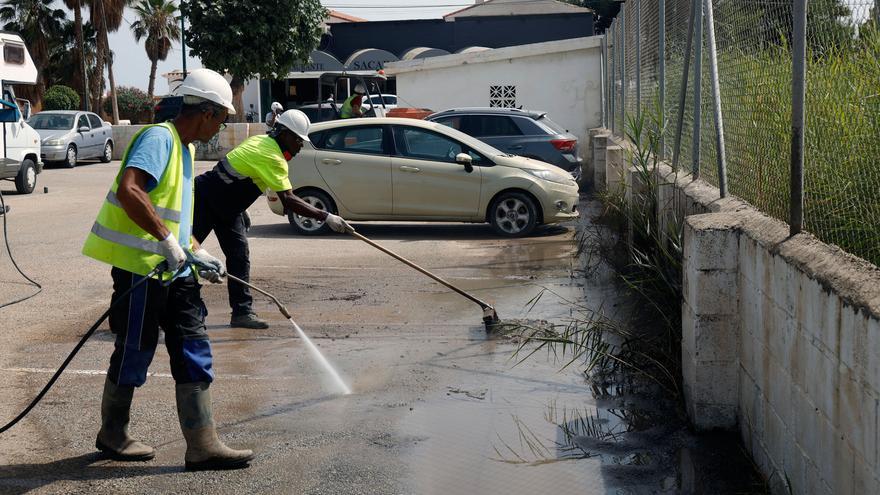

{"left": 267, "top": 117, "right": 579, "bottom": 237}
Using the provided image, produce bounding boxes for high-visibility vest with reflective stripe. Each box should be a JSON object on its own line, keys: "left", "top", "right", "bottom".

{"left": 82, "top": 122, "right": 194, "bottom": 277}
{"left": 340, "top": 94, "right": 360, "bottom": 119}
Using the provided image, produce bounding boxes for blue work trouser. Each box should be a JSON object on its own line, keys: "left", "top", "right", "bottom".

{"left": 107, "top": 267, "right": 214, "bottom": 387}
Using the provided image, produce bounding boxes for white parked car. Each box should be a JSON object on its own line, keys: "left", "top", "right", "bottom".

{"left": 267, "top": 117, "right": 579, "bottom": 237}
{"left": 29, "top": 110, "right": 114, "bottom": 168}
{"left": 367, "top": 94, "right": 397, "bottom": 110}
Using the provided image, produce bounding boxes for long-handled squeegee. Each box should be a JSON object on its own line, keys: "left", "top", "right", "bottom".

{"left": 346, "top": 230, "right": 501, "bottom": 331}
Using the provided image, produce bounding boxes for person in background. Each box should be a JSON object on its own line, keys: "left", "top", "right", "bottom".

{"left": 339, "top": 84, "right": 367, "bottom": 119}
{"left": 265, "top": 101, "right": 283, "bottom": 129}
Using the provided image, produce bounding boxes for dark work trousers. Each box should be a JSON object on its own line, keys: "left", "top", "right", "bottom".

{"left": 107, "top": 267, "right": 213, "bottom": 387}
{"left": 192, "top": 163, "right": 263, "bottom": 318}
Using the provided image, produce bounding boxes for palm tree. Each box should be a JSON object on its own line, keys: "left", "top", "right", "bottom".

{"left": 89, "top": 0, "right": 128, "bottom": 123}
{"left": 62, "top": 0, "right": 88, "bottom": 109}
{"left": 0, "top": 0, "right": 66, "bottom": 110}
{"left": 46, "top": 20, "right": 99, "bottom": 99}
{"left": 130, "top": 0, "right": 179, "bottom": 99}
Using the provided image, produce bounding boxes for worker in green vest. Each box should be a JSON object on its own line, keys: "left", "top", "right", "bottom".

{"left": 339, "top": 83, "right": 367, "bottom": 119}
{"left": 82, "top": 68, "right": 253, "bottom": 471}
{"left": 193, "top": 109, "right": 352, "bottom": 329}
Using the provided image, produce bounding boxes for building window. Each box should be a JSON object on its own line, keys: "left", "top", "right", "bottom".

{"left": 489, "top": 85, "right": 516, "bottom": 108}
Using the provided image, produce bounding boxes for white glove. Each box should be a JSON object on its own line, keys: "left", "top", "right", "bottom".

{"left": 325, "top": 213, "right": 354, "bottom": 233}
{"left": 158, "top": 232, "right": 187, "bottom": 271}
{"left": 191, "top": 248, "right": 226, "bottom": 283}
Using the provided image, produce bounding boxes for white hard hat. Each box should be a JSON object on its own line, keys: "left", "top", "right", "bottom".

{"left": 273, "top": 109, "right": 311, "bottom": 142}
{"left": 176, "top": 68, "right": 236, "bottom": 115}
{"left": 353, "top": 84, "right": 366, "bottom": 95}
{"left": 271, "top": 101, "right": 283, "bottom": 112}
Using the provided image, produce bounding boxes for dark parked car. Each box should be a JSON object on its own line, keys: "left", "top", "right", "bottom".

{"left": 153, "top": 96, "right": 182, "bottom": 123}
{"left": 426, "top": 108, "right": 583, "bottom": 181}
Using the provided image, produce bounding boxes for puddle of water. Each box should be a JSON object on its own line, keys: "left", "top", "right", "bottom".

{"left": 397, "top": 201, "right": 767, "bottom": 494}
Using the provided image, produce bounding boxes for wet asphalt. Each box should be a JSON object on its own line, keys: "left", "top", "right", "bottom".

{"left": 0, "top": 161, "right": 764, "bottom": 494}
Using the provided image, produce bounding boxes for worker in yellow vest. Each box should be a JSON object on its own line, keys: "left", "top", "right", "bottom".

{"left": 339, "top": 83, "right": 367, "bottom": 119}
{"left": 194, "top": 109, "right": 352, "bottom": 329}
{"left": 82, "top": 69, "right": 253, "bottom": 471}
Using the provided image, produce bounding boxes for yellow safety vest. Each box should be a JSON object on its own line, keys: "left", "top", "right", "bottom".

{"left": 340, "top": 94, "right": 360, "bottom": 119}
{"left": 82, "top": 122, "right": 194, "bottom": 277}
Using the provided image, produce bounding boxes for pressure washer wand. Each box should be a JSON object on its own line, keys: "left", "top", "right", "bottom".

{"left": 346, "top": 230, "right": 501, "bottom": 331}
{"left": 219, "top": 272, "right": 351, "bottom": 394}
{"left": 224, "top": 273, "right": 291, "bottom": 319}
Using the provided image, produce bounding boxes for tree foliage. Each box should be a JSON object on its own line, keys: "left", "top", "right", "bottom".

{"left": 560, "top": 0, "right": 620, "bottom": 33}
{"left": 103, "top": 86, "right": 152, "bottom": 123}
{"left": 0, "top": 0, "right": 66, "bottom": 109}
{"left": 43, "top": 85, "right": 81, "bottom": 110}
{"left": 46, "top": 20, "right": 101, "bottom": 107}
{"left": 130, "top": 0, "right": 180, "bottom": 98}
{"left": 182, "top": 0, "right": 327, "bottom": 120}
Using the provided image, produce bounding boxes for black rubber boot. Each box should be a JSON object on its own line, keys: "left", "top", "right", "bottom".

{"left": 230, "top": 313, "right": 269, "bottom": 329}
{"left": 176, "top": 381, "right": 254, "bottom": 471}
{"left": 95, "top": 377, "right": 155, "bottom": 461}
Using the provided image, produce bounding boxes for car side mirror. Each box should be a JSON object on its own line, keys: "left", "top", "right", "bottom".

{"left": 456, "top": 152, "right": 474, "bottom": 173}
{"left": 78, "top": 126, "right": 89, "bottom": 133}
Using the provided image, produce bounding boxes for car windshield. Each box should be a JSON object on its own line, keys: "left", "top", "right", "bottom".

{"left": 28, "top": 114, "right": 74, "bottom": 130}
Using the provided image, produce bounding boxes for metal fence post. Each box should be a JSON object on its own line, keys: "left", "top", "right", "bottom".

{"left": 791, "top": 0, "right": 807, "bottom": 235}
{"left": 636, "top": 0, "right": 642, "bottom": 121}
{"left": 705, "top": 0, "right": 728, "bottom": 197}
{"left": 601, "top": 35, "right": 607, "bottom": 128}
{"left": 659, "top": 0, "right": 666, "bottom": 159}
{"left": 672, "top": 0, "right": 697, "bottom": 170}
{"left": 610, "top": 23, "right": 616, "bottom": 133}
{"left": 620, "top": 7, "right": 626, "bottom": 131}
{"left": 692, "top": 0, "right": 703, "bottom": 179}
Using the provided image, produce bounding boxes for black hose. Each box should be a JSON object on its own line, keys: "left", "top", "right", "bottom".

{"left": 0, "top": 187, "right": 42, "bottom": 309}
{"left": 0, "top": 265, "right": 162, "bottom": 435}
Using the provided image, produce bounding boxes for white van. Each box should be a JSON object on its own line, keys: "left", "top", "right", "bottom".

{"left": 0, "top": 33, "right": 42, "bottom": 194}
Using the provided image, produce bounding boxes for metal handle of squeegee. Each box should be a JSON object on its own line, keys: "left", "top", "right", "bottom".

{"left": 348, "top": 230, "right": 493, "bottom": 311}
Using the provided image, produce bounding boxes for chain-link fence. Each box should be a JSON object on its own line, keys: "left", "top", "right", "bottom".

{"left": 604, "top": 0, "right": 880, "bottom": 267}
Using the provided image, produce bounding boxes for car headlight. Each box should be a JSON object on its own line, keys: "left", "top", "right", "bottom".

{"left": 525, "top": 168, "right": 575, "bottom": 185}
{"left": 44, "top": 139, "right": 64, "bottom": 146}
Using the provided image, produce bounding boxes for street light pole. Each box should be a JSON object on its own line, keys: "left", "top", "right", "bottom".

{"left": 180, "top": 4, "right": 187, "bottom": 78}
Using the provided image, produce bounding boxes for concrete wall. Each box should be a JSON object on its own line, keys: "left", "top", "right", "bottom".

{"left": 111, "top": 123, "right": 265, "bottom": 161}
{"left": 593, "top": 131, "right": 880, "bottom": 494}
{"left": 387, "top": 37, "right": 603, "bottom": 154}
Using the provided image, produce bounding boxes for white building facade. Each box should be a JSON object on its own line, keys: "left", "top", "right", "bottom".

{"left": 385, "top": 36, "right": 604, "bottom": 149}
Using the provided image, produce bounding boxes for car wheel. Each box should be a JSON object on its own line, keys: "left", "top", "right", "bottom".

{"left": 14, "top": 158, "right": 36, "bottom": 194}
{"left": 489, "top": 191, "right": 538, "bottom": 237}
{"left": 288, "top": 190, "right": 334, "bottom": 235}
{"left": 63, "top": 145, "right": 77, "bottom": 168}
{"left": 101, "top": 141, "right": 113, "bottom": 163}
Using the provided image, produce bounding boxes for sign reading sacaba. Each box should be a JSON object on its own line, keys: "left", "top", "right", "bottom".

{"left": 290, "top": 50, "right": 344, "bottom": 73}
{"left": 344, "top": 49, "right": 399, "bottom": 71}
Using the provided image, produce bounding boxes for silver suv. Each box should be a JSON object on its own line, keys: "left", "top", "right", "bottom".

{"left": 427, "top": 108, "right": 583, "bottom": 181}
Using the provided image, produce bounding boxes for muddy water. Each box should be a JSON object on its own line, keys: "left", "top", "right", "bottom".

{"left": 387, "top": 202, "right": 767, "bottom": 494}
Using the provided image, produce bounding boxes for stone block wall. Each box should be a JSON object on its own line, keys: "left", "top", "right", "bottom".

{"left": 593, "top": 131, "right": 880, "bottom": 494}
{"left": 111, "top": 123, "right": 261, "bottom": 161}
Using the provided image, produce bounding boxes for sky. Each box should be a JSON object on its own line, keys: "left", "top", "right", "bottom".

{"left": 50, "top": 0, "right": 472, "bottom": 94}
{"left": 60, "top": 0, "right": 875, "bottom": 94}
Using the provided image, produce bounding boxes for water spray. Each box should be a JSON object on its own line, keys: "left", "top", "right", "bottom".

{"left": 221, "top": 272, "right": 351, "bottom": 395}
